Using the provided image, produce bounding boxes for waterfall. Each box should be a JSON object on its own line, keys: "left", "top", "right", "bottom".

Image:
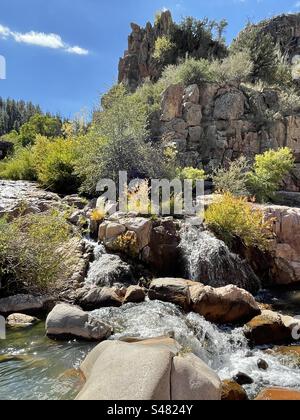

{"left": 179, "top": 225, "right": 261, "bottom": 294}
{"left": 84, "top": 240, "right": 134, "bottom": 287}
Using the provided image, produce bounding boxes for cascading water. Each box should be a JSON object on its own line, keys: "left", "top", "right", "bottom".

{"left": 179, "top": 225, "right": 260, "bottom": 294}
{"left": 92, "top": 300, "right": 300, "bottom": 399}
{"left": 84, "top": 241, "right": 134, "bottom": 287}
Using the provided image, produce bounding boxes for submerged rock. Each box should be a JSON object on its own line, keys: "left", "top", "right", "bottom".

{"left": 6, "top": 313, "right": 39, "bottom": 328}
{"left": 221, "top": 380, "right": 249, "bottom": 401}
{"left": 233, "top": 372, "right": 254, "bottom": 386}
{"left": 257, "top": 358, "right": 269, "bottom": 370}
{"left": 76, "top": 337, "right": 221, "bottom": 400}
{"left": 46, "top": 303, "right": 112, "bottom": 341}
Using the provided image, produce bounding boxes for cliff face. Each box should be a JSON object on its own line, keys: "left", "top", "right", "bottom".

{"left": 118, "top": 11, "right": 173, "bottom": 91}
{"left": 247, "top": 13, "right": 300, "bottom": 63}
{"left": 158, "top": 82, "right": 300, "bottom": 192}
{"left": 118, "top": 11, "right": 226, "bottom": 91}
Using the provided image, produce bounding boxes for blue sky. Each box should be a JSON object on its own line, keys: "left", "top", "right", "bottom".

{"left": 0, "top": 0, "right": 300, "bottom": 119}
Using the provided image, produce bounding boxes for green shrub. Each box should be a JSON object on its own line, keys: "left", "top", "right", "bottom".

{"left": 153, "top": 36, "right": 176, "bottom": 63}
{"left": 205, "top": 193, "right": 272, "bottom": 250}
{"left": 278, "top": 88, "right": 300, "bottom": 115}
{"left": 17, "top": 114, "right": 63, "bottom": 147}
{"left": 76, "top": 85, "right": 169, "bottom": 193}
{"left": 0, "top": 212, "right": 78, "bottom": 294}
{"left": 32, "top": 135, "right": 80, "bottom": 194}
{"left": 231, "top": 25, "right": 278, "bottom": 84}
{"left": 210, "top": 51, "right": 253, "bottom": 84}
{"left": 213, "top": 157, "right": 250, "bottom": 196}
{"left": 0, "top": 147, "right": 36, "bottom": 181}
{"left": 178, "top": 167, "right": 206, "bottom": 188}
{"left": 160, "top": 58, "right": 214, "bottom": 87}
{"left": 247, "top": 148, "right": 295, "bottom": 203}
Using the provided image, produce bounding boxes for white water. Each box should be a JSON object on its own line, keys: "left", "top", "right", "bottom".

{"left": 179, "top": 225, "right": 260, "bottom": 293}
{"left": 92, "top": 300, "right": 300, "bottom": 399}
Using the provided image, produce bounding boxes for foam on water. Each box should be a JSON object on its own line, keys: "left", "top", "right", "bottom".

{"left": 92, "top": 300, "right": 300, "bottom": 398}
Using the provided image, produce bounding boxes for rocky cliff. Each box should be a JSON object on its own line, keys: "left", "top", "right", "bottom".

{"left": 118, "top": 11, "right": 226, "bottom": 91}
{"left": 252, "top": 13, "right": 300, "bottom": 63}
{"left": 158, "top": 82, "right": 300, "bottom": 192}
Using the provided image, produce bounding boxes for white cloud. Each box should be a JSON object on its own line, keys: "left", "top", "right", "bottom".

{"left": 13, "top": 31, "right": 65, "bottom": 49}
{"left": 0, "top": 24, "right": 10, "bottom": 38}
{"left": 66, "top": 45, "right": 89, "bottom": 55}
{"left": 0, "top": 24, "right": 89, "bottom": 55}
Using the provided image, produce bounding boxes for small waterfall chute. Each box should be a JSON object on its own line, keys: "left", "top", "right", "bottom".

{"left": 179, "top": 225, "right": 261, "bottom": 294}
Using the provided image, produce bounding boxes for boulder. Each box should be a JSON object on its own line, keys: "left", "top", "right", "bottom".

{"left": 213, "top": 90, "right": 245, "bottom": 120}
{"left": 161, "top": 84, "right": 184, "bottom": 122}
{"left": 46, "top": 303, "right": 112, "bottom": 341}
{"left": 257, "top": 359, "right": 269, "bottom": 370}
{"left": 99, "top": 216, "right": 152, "bottom": 254}
{"left": 123, "top": 286, "right": 146, "bottom": 304}
{"left": 171, "top": 353, "right": 221, "bottom": 400}
{"left": 148, "top": 278, "right": 191, "bottom": 311}
{"left": 0, "top": 294, "right": 52, "bottom": 316}
{"left": 76, "top": 337, "right": 221, "bottom": 400}
{"left": 124, "top": 218, "right": 152, "bottom": 250}
{"left": 6, "top": 313, "right": 39, "bottom": 328}
{"left": 105, "top": 222, "right": 126, "bottom": 240}
{"left": 244, "top": 310, "right": 293, "bottom": 345}
{"left": 255, "top": 388, "right": 300, "bottom": 401}
{"left": 77, "top": 286, "right": 125, "bottom": 310}
{"left": 232, "top": 372, "right": 254, "bottom": 385}
{"left": 221, "top": 380, "right": 248, "bottom": 401}
{"left": 76, "top": 340, "right": 173, "bottom": 400}
{"left": 190, "top": 284, "right": 261, "bottom": 324}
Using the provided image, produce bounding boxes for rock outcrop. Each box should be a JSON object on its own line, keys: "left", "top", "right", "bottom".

{"left": 46, "top": 303, "right": 112, "bottom": 341}
{"left": 159, "top": 83, "right": 300, "bottom": 192}
{"left": 0, "top": 294, "right": 53, "bottom": 316}
{"left": 118, "top": 11, "right": 226, "bottom": 91}
{"left": 252, "top": 14, "right": 300, "bottom": 65}
{"left": 99, "top": 214, "right": 180, "bottom": 276}
{"left": 262, "top": 205, "right": 300, "bottom": 285}
{"left": 76, "top": 337, "right": 221, "bottom": 400}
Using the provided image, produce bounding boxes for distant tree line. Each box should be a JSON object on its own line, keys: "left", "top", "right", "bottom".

{"left": 0, "top": 98, "right": 42, "bottom": 136}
